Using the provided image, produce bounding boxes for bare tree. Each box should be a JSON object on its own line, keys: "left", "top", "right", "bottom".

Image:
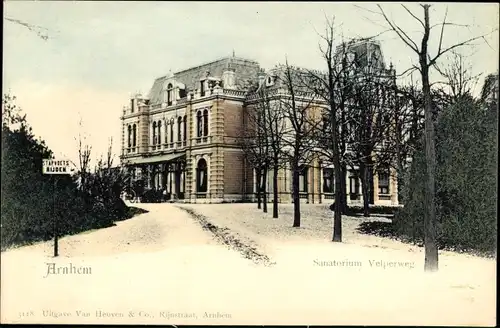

{"left": 375, "top": 75, "right": 425, "bottom": 203}
{"left": 307, "top": 17, "right": 352, "bottom": 242}
{"left": 75, "top": 117, "right": 92, "bottom": 193}
{"left": 348, "top": 61, "right": 395, "bottom": 217}
{"left": 434, "top": 50, "right": 483, "bottom": 104}
{"left": 2, "top": 93, "right": 27, "bottom": 129}
{"left": 372, "top": 3, "right": 496, "bottom": 272}
{"left": 278, "top": 61, "right": 324, "bottom": 226}
{"left": 91, "top": 138, "right": 130, "bottom": 204}
{"left": 254, "top": 84, "right": 286, "bottom": 217}
{"left": 239, "top": 107, "right": 266, "bottom": 210}
{"left": 241, "top": 84, "right": 286, "bottom": 216}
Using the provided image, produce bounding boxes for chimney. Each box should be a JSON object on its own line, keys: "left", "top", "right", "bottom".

{"left": 222, "top": 65, "right": 236, "bottom": 89}
{"left": 258, "top": 69, "right": 266, "bottom": 87}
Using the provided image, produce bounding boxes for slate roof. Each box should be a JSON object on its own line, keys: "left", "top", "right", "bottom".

{"left": 147, "top": 56, "right": 261, "bottom": 105}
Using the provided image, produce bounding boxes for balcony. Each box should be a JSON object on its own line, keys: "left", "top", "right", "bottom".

{"left": 176, "top": 141, "right": 187, "bottom": 148}
{"left": 222, "top": 89, "right": 246, "bottom": 97}
{"left": 125, "top": 147, "right": 137, "bottom": 154}
{"left": 149, "top": 141, "right": 187, "bottom": 153}
{"left": 191, "top": 136, "right": 211, "bottom": 146}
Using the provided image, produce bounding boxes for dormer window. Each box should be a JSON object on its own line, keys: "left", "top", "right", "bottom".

{"left": 265, "top": 76, "right": 274, "bottom": 87}
{"left": 167, "top": 83, "right": 173, "bottom": 106}
{"left": 200, "top": 80, "right": 205, "bottom": 97}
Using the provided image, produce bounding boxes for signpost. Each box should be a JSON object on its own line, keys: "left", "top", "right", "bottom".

{"left": 42, "top": 158, "right": 76, "bottom": 257}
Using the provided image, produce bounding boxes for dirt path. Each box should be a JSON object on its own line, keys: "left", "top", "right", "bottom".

{"left": 1, "top": 203, "right": 220, "bottom": 258}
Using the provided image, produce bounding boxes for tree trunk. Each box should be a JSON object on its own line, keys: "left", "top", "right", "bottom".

{"left": 262, "top": 166, "right": 268, "bottom": 213}
{"left": 256, "top": 168, "right": 262, "bottom": 209}
{"left": 421, "top": 6, "right": 438, "bottom": 272}
{"left": 332, "top": 130, "right": 342, "bottom": 242}
{"left": 292, "top": 164, "right": 301, "bottom": 227}
{"left": 340, "top": 164, "right": 348, "bottom": 214}
{"left": 360, "top": 163, "right": 370, "bottom": 217}
{"left": 272, "top": 161, "right": 279, "bottom": 218}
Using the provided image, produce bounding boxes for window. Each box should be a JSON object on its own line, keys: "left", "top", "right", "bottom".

{"left": 177, "top": 117, "right": 182, "bottom": 142}
{"left": 323, "top": 168, "right": 334, "bottom": 193}
{"left": 350, "top": 175, "right": 359, "bottom": 194}
{"left": 200, "top": 80, "right": 205, "bottom": 97}
{"left": 299, "top": 165, "right": 308, "bottom": 192}
{"left": 157, "top": 121, "right": 162, "bottom": 144}
{"left": 203, "top": 109, "right": 209, "bottom": 136}
{"left": 267, "top": 169, "right": 274, "bottom": 192}
{"left": 165, "top": 121, "right": 169, "bottom": 144}
{"left": 132, "top": 124, "right": 137, "bottom": 147}
{"left": 378, "top": 169, "right": 390, "bottom": 194}
{"left": 127, "top": 125, "right": 132, "bottom": 147}
{"left": 183, "top": 116, "right": 187, "bottom": 141}
{"left": 167, "top": 83, "right": 173, "bottom": 106}
{"left": 170, "top": 119, "right": 174, "bottom": 143}
{"left": 196, "top": 159, "right": 208, "bottom": 192}
{"left": 197, "top": 111, "right": 202, "bottom": 138}
{"left": 152, "top": 121, "right": 157, "bottom": 145}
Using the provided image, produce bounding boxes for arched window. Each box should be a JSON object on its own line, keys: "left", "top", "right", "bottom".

{"left": 196, "top": 158, "right": 208, "bottom": 193}
{"left": 165, "top": 121, "right": 169, "bottom": 144}
{"left": 132, "top": 124, "right": 137, "bottom": 147}
{"left": 177, "top": 117, "right": 182, "bottom": 141}
{"left": 157, "top": 121, "right": 162, "bottom": 145}
{"left": 127, "top": 125, "right": 132, "bottom": 148}
{"left": 152, "top": 121, "right": 157, "bottom": 145}
{"left": 183, "top": 116, "right": 187, "bottom": 141}
{"left": 167, "top": 83, "right": 173, "bottom": 106}
{"left": 165, "top": 120, "right": 170, "bottom": 143}
{"left": 203, "top": 109, "right": 208, "bottom": 136}
{"left": 197, "top": 111, "right": 202, "bottom": 138}
{"left": 170, "top": 118, "right": 174, "bottom": 143}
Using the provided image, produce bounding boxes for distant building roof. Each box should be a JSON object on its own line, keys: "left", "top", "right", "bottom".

{"left": 481, "top": 71, "right": 499, "bottom": 104}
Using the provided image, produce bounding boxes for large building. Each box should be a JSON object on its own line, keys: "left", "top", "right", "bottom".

{"left": 481, "top": 71, "right": 499, "bottom": 109}
{"left": 120, "top": 40, "right": 399, "bottom": 205}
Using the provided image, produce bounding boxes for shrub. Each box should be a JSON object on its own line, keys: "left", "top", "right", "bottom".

{"left": 0, "top": 95, "right": 137, "bottom": 250}
{"left": 394, "top": 96, "right": 497, "bottom": 254}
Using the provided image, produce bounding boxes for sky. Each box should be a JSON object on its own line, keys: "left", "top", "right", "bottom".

{"left": 3, "top": 1, "right": 499, "bottom": 167}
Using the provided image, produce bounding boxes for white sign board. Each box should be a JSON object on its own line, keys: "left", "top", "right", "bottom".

{"left": 42, "top": 159, "right": 75, "bottom": 175}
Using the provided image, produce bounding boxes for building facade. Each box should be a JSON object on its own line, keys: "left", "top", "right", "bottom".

{"left": 120, "top": 42, "right": 399, "bottom": 205}
{"left": 481, "top": 71, "right": 499, "bottom": 109}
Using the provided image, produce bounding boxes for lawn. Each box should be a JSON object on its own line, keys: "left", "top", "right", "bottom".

{"left": 177, "top": 203, "right": 404, "bottom": 256}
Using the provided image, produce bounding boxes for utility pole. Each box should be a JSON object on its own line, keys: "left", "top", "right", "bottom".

{"left": 53, "top": 177, "right": 59, "bottom": 257}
